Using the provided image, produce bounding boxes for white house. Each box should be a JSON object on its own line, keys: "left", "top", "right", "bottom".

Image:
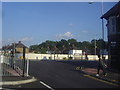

{"left": 69, "top": 50, "right": 82, "bottom": 55}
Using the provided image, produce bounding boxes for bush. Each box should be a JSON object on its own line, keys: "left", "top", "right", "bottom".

{"left": 69, "top": 57, "right": 73, "bottom": 59}
{"left": 49, "top": 57, "right": 52, "bottom": 59}
{"left": 63, "top": 57, "right": 66, "bottom": 60}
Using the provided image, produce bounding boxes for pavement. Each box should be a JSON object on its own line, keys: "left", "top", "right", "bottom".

{"left": 0, "top": 62, "right": 120, "bottom": 89}
{"left": 81, "top": 67, "right": 120, "bottom": 86}
{"left": 1, "top": 76, "right": 47, "bottom": 89}
{"left": 0, "top": 64, "right": 47, "bottom": 89}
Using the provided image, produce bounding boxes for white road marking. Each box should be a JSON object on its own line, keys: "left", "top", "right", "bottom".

{"left": 40, "top": 81, "right": 55, "bottom": 90}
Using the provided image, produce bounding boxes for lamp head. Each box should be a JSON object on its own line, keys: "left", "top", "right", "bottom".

{"left": 88, "top": 1, "right": 94, "bottom": 4}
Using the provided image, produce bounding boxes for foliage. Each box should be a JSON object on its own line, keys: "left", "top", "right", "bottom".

{"left": 29, "top": 38, "right": 107, "bottom": 54}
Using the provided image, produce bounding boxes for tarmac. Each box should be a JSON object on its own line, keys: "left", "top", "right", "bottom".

{"left": 0, "top": 62, "right": 120, "bottom": 89}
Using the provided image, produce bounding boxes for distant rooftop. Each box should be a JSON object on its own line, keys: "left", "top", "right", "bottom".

{"left": 2, "top": 41, "right": 28, "bottom": 50}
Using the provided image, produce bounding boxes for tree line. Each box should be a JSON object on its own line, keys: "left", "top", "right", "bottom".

{"left": 29, "top": 38, "right": 108, "bottom": 55}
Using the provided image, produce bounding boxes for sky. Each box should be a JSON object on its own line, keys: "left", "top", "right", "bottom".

{"left": 0, "top": 1, "right": 2, "bottom": 48}
{"left": 2, "top": 2, "right": 117, "bottom": 47}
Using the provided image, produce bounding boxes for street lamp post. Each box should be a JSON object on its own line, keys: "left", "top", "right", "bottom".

{"left": 101, "top": 0, "right": 105, "bottom": 59}
{"left": 89, "top": 1, "right": 105, "bottom": 59}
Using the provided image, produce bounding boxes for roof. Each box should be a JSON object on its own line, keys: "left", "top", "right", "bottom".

{"left": 2, "top": 41, "right": 28, "bottom": 50}
{"left": 101, "top": 1, "right": 120, "bottom": 20}
{"left": 16, "top": 41, "right": 27, "bottom": 48}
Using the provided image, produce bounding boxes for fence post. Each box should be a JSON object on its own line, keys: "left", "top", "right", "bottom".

{"left": 22, "top": 47, "right": 26, "bottom": 77}
{"left": 26, "top": 59, "right": 29, "bottom": 77}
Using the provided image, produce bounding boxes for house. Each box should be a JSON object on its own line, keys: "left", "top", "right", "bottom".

{"left": 2, "top": 41, "right": 29, "bottom": 54}
{"left": 69, "top": 50, "right": 82, "bottom": 55}
{"left": 15, "top": 41, "right": 29, "bottom": 53}
{"left": 101, "top": 1, "right": 120, "bottom": 70}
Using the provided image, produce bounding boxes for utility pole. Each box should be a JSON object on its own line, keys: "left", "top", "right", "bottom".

{"left": 14, "top": 42, "right": 15, "bottom": 57}
{"left": 13, "top": 42, "right": 15, "bottom": 69}
{"left": 94, "top": 39, "right": 97, "bottom": 55}
{"left": 54, "top": 45, "right": 56, "bottom": 60}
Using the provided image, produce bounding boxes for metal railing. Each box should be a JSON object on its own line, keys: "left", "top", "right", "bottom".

{"left": 0, "top": 54, "right": 28, "bottom": 77}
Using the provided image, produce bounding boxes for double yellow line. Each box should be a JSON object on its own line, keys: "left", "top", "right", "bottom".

{"left": 83, "top": 74, "right": 119, "bottom": 87}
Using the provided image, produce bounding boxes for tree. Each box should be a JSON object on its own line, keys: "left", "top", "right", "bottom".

{"left": 29, "top": 45, "right": 40, "bottom": 53}
{"left": 68, "top": 39, "right": 79, "bottom": 50}
{"left": 40, "top": 47, "right": 47, "bottom": 54}
{"left": 97, "top": 39, "right": 105, "bottom": 49}
{"left": 68, "top": 38, "right": 77, "bottom": 44}
{"left": 29, "top": 38, "right": 107, "bottom": 54}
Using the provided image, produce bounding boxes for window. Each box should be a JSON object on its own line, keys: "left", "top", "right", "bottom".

{"left": 108, "top": 16, "right": 117, "bottom": 34}
{"left": 116, "top": 15, "right": 120, "bottom": 32}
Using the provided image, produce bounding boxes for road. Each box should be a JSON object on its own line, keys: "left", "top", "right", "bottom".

{"left": 29, "top": 60, "right": 117, "bottom": 88}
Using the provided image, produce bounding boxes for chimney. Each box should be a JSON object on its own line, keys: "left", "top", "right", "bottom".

{"left": 18, "top": 41, "right": 21, "bottom": 43}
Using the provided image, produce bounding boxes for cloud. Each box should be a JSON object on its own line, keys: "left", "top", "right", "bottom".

{"left": 2, "top": 39, "right": 15, "bottom": 46}
{"left": 64, "top": 32, "right": 73, "bottom": 37}
{"left": 56, "top": 32, "right": 73, "bottom": 40}
{"left": 19, "top": 37, "right": 33, "bottom": 42}
{"left": 81, "top": 30, "right": 88, "bottom": 33}
{"left": 68, "top": 23, "right": 74, "bottom": 26}
{"left": 2, "top": 37, "right": 33, "bottom": 46}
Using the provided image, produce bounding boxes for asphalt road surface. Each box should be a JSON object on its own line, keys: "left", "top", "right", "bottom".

{"left": 29, "top": 60, "right": 117, "bottom": 88}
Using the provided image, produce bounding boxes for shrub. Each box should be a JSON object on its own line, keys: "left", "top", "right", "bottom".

{"left": 63, "top": 57, "right": 66, "bottom": 60}
{"left": 49, "top": 57, "right": 52, "bottom": 59}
